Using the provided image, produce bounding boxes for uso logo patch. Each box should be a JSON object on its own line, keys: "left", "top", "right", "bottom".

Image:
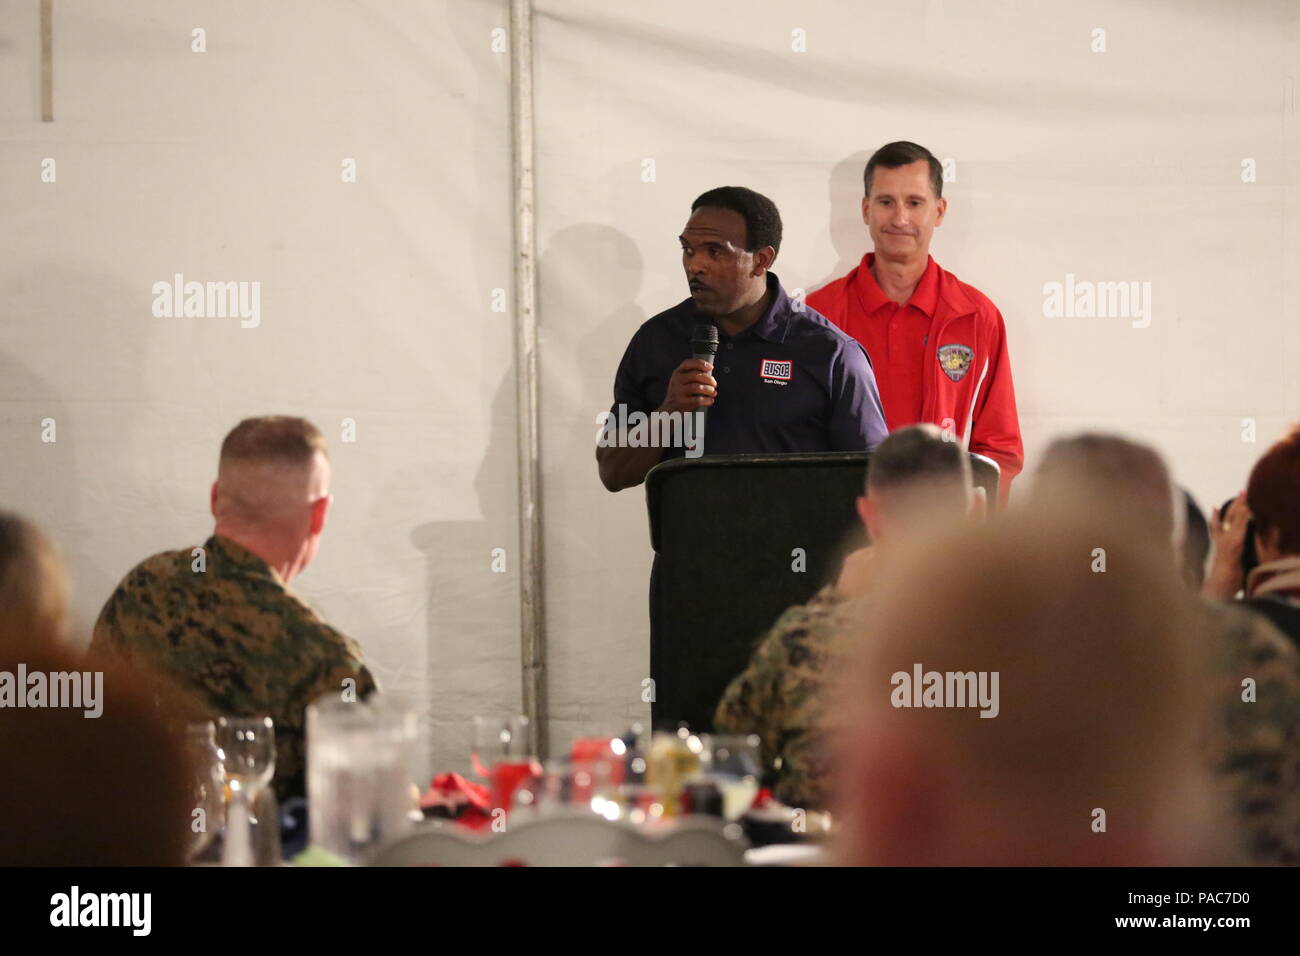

{"left": 760, "top": 358, "right": 792, "bottom": 384}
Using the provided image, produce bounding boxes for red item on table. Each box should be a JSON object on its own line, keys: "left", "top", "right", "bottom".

{"left": 570, "top": 737, "right": 626, "bottom": 786}
{"left": 419, "top": 772, "right": 494, "bottom": 829}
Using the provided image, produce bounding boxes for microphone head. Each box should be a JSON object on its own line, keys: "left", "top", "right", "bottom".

{"left": 690, "top": 323, "right": 719, "bottom": 356}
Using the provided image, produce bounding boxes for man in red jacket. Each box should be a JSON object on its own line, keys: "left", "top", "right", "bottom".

{"left": 808, "top": 141, "right": 1023, "bottom": 503}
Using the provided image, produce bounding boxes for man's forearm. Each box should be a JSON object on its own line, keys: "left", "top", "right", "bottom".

{"left": 596, "top": 442, "right": 665, "bottom": 492}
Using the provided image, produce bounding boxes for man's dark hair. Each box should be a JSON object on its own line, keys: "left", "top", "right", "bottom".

{"left": 864, "top": 141, "right": 943, "bottom": 200}
{"left": 690, "top": 186, "right": 783, "bottom": 256}
{"left": 867, "top": 424, "right": 970, "bottom": 493}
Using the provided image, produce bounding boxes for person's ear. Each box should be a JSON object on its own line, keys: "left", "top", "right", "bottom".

{"left": 752, "top": 245, "right": 776, "bottom": 276}
{"left": 860, "top": 194, "right": 871, "bottom": 226}
{"left": 935, "top": 195, "right": 948, "bottom": 227}
{"left": 210, "top": 482, "right": 219, "bottom": 518}
{"left": 858, "top": 494, "right": 881, "bottom": 541}
{"left": 309, "top": 495, "right": 332, "bottom": 536}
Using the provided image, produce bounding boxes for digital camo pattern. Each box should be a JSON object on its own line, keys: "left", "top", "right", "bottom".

{"left": 1202, "top": 598, "right": 1300, "bottom": 865}
{"left": 90, "top": 535, "right": 377, "bottom": 802}
{"left": 714, "top": 583, "right": 854, "bottom": 811}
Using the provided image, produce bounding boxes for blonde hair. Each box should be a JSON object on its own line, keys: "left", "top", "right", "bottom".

{"left": 0, "top": 512, "right": 70, "bottom": 648}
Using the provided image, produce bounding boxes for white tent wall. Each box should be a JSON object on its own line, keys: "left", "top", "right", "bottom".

{"left": 1, "top": 0, "right": 1298, "bottom": 780}
{"left": 534, "top": 0, "right": 1299, "bottom": 746}
{"left": 0, "top": 0, "right": 519, "bottom": 781}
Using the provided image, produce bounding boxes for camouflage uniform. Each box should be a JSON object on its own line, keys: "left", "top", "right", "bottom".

{"left": 714, "top": 584, "right": 856, "bottom": 810}
{"left": 717, "top": 584, "right": 1300, "bottom": 860}
{"left": 90, "top": 535, "right": 377, "bottom": 803}
{"left": 1201, "top": 598, "right": 1300, "bottom": 864}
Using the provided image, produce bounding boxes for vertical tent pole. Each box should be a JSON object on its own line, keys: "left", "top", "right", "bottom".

{"left": 40, "top": 0, "right": 53, "bottom": 121}
{"left": 510, "top": 0, "right": 548, "bottom": 759}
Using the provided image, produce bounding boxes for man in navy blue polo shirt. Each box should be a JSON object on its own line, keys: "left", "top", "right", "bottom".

{"left": 597, "top": 186, "right": 888, "bottom": 492}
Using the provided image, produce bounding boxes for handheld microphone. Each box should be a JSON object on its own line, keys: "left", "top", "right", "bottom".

{"left": 688, "top": 324, "right": 719, "bottom": 458}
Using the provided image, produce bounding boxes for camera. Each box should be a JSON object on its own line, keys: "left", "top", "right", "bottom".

{"left": 1219, "top": 496, "right": 1259, "bottom": 581}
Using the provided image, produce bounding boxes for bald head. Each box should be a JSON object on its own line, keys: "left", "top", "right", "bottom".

{"left": 832, "top": 497, "right": 1222, "bottom": 865}
{"left": 211, "top": 417, "right": 332, "bottom": 581}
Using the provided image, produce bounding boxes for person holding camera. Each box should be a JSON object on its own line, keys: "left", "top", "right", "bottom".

{"left": 1204, "top": 425, "right": 1300, "bottom": 648}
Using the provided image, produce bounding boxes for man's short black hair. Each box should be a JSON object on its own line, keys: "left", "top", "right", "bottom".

{"left": 863, "top": 141, "right": 943, "bottom": 200}
{"left": 690, "top": 186, "right": 782, "bottom": 257}
{"left": 867, "top": 424, "right": 970, "bottom": 493}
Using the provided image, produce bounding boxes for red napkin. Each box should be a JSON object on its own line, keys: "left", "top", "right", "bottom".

{"left": 419, "top": 773, "right": 494, "bottom": 830}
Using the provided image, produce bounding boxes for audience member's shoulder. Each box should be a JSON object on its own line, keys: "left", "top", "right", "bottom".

{"left": 1202, "top": 597, "right": 1300, "bottom": 676}
{"left": 277, "top": 589, "right": 368, "bottom": 666}
{"left": 106, "top": 546, "right": 193, "bottom": 602}
{"left": 765, "top": 584, "right": 846, "bottom": 652}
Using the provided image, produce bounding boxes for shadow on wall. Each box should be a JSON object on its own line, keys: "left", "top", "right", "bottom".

{"left": 536, "top": 223, "right": 654, "bottom": 740}
{"left": 370, "top": 0, "right": 518, "bottom": 776}
{"left": 811, "top": 151, "right": 874, "bottom": 294}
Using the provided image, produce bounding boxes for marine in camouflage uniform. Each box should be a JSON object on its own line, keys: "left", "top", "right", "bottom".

{"left": 717, "top": 583, "right": 1300, "bottom": 862}
{"left": 1201, "top": 598, "right": 1300, "bottom": 864}
{"left": 714, "top": 583, "right": 858, "bottom": 811}
{"left": 89, "top": 534, "right": 377, "bottom": 803}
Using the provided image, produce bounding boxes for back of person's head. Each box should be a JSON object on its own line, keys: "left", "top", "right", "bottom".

{"left": 213, "top": 416, "right": 331, "bottom": 565}
{"left": 1034, "top": 433, "right": 1183, "bottom": 552}
{"left": 0, "top": 639, "right": 195, "bottom": 864}
{"left": 1246, "top": 423, "right": 1300, "bottom": 562}
{"left": 0, "top": 512, "right": 70, "bottom": 651}
{"left": 1181, "top": 489, "right": 1211, "bottom": 589}
{"left": 831, "top": 494, "right": 1223, "bottom": 865}
{"left": 861, "top": 425, "right": 971, "bottom": 541}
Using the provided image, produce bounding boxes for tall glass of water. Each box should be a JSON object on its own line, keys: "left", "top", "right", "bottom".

{"left": 307, "top": 696, "right": 418, "bottom": 863}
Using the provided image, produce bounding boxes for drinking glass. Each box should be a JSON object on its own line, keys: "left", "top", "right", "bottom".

{"left": 216, "top": 716, "right": 275, "bottom": 866}
{"left": 184, "top": 721, "right": 225, "bottom": 862}
{"left": 700, "top": 733, "right": 762, "bottom": 820}
{"left": 471, "top": 715, "right": 541, "bottom": 816}
{"left": 307, "top": 696, "right": 418, "bottom": 863}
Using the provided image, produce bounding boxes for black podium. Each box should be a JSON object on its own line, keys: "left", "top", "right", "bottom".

{"left": 645, "top": 450, "right": 999, "bottom": 732}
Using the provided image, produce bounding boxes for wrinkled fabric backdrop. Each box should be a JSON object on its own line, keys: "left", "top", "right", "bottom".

{"left": 1, "top": 0, "right": 1296, "bottom": 779}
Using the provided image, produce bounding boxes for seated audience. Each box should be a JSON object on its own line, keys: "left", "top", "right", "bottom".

{"left": 1205, "top": 424, "right": 1300, "bottom": 647}
{"left": 832, "top": 498, "right": 1227, "bottom": 865}
{"left": 1033, "top": 433, "right": 1300, "bottom": 864}
{"left": 714, "top": 424, "right": 978, "bottom": 809}
{"left": 1, "top": 637, "right": 194, "bottom": 865}
{"left": 89, "top": 416, "right": 377, "bottom": 802}
{"left": 0, "top": 511, "right": 71, "bottom": 651}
